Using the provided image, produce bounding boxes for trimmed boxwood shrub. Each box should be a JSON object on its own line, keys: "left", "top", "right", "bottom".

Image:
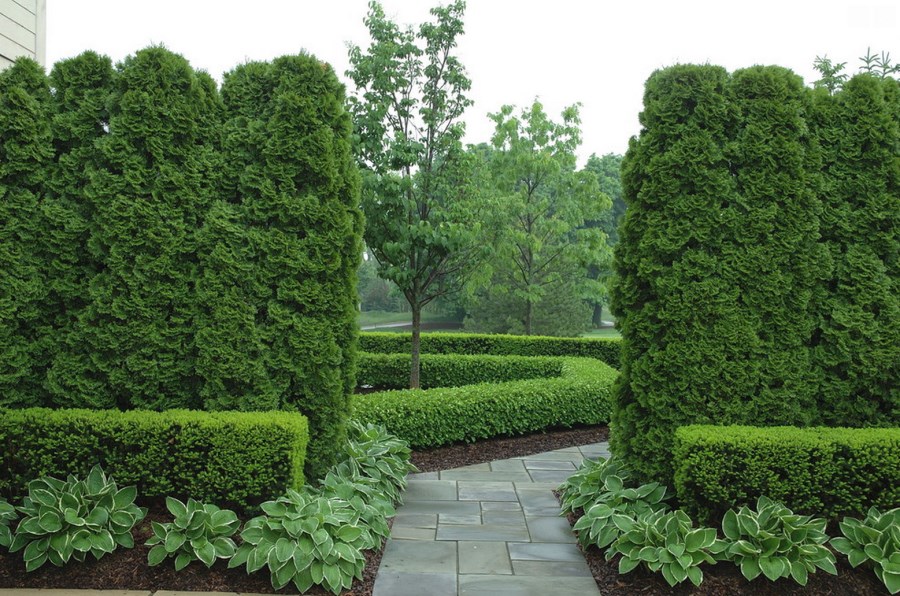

{"left": 359, "top": 332, "right": 620, "bottom": 367}
{"left": 356, "top": 352, "right": 565, "bottom": 390}
{"left": 0, "top": 408, "right": 309, "bottom": 511}
{"left": 351, "top": 358, "right": 617, "bottom": 448}
{"left": 673, "top": 425, "right": 900, "bottom": 523}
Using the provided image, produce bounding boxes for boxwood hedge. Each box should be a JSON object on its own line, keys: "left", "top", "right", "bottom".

{"left": 359, "top": 332, "right": 621, "bottom": 368}
{"left": 673, "top": 425, "right": 900, "bottom": 523}
{"left": 351, "top": 358, "right": 617, "bottom": 448}
{"left": 356, "top": 352, "right": 565, "bottom": 390}
{"left": 0, "top": 408, "right": 308, "bottom": 511}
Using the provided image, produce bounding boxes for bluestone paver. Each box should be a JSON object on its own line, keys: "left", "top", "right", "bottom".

{"left": 374, "top": 443, "right": 608, "bottom": 595}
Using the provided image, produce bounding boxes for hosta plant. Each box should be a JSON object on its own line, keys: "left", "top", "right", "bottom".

{"left": 570, "top": 472, "right": 669, "bottom": 550}
{"left": 339, "top": 421, "right": 418, "bottom": 505}
{"left": 558, "top": 455, "right": 630, "bottom": 515}
{"left": 9, "top": 465, "right": 146, "bottom": 571}
{"left": 229, "top": 485, "right": 392, "bottom": 594}
{"left": 831, "top": 507, "right": 900, "bottom": 594}
{"left": 718, "top": 496, "right": 837, "bottom": 586}
{"left": 146, "top": 497, "right": 240, "bottom": 570}
{"left": 0, "top": 498, "right": 17, "bottom": 548}
{"left": 609, "top": 509, "right": 727, "bottom": 587}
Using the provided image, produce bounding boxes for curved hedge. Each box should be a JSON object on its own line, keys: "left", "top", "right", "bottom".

{"left": 351, "top": 358, "right": 617, "bottom": 448}
{"left": 673, "top": 425, "right": 900, "bottom": 523}
{"left": 356, "top": 352, "right": 565, "bottom": 390}
{"left": 360, "top": 332, "right": 620, "bottom": 367}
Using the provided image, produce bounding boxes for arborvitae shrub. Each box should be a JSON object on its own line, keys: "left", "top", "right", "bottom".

{"left": 43, "top": 51, "right": 115, "bottom": 406}
{"left": 0, "top": 58, "right": 53, "bottom": 408}
{"left": 611, "top": 65, "right": 831, "bottom": 485}
{"left": 215, "top": 55, "right": 362, "bottom": 480}
{"left": 811, "top": 75, "right": 899, "bottom": 425}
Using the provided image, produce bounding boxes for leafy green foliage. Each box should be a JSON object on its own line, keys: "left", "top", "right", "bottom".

{"left": 570, "top": 462, "right": 669, "bottom": 550}
{"left": 673, "top": 425, "right": 900, "bottom": 522}
{"left": 329, "top": 421, "right": 418, "bottom": 505}
{"left": 359, "top": 331, "right": 621, "bottom": 367}
{"left": 347, "top": 0, "right": 486, "bottom": 388}
{"left": 831, "top": 507, "right": 900, "bottom": 594}
{"left": 357, "top": 352, "right": 565, "bottom": 390}
{"left": 0, "top": 498, "right": 17, "bottom": 549}
{"left": 717, "top": 497, "right": 837, "bottom": 585}
{"left": 465, "top": 101, "right": 610, "bottom": 336}
{"left": 9, "top": 466, "right": 146, "bottom": 571}
{"left": 229, "top": 487, "right": 391, "bottom": 594}
{"left": 609, "top": 509, "right": 726, "bottom": 587}
{"left": 352, "top": 358, "right": 616, "bottom": 448}
{"left": 146, "top": 497, "right": 240, "bottom": 570}
{"left": 558, "top": 455, "right": 630, "bottom": 515}
{"left": 0, "top": 408, "right": 309, "bottom": 511}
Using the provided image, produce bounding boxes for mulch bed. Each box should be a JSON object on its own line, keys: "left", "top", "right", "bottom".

{"left": 0, "top": 424, "right": 885, "bottom": 594}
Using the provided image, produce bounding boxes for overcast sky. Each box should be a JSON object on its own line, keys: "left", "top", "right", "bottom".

{"left": 46, "top": 0, "right": 897, "bottom": 161}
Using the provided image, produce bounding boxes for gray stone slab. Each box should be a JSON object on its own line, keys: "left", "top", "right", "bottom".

{"left": 482, "top": 510, "right": 526, "bottom": 525}
{"left": 459, "top": 574, "right": 599, "bottom": 595}
{"left": 525, "top": 515, "right": 577, "bottom": 543}
{"left": 407, "top": 471, "right": 440, "bottom": 481}
{"left": 437, "top": 523, "right": 530, "bottom": 542}
{"left": 440, "top": 470, "right": 532, "bottom": 482}
{"left": 519, "top": 481, "right": 562, "bottom": 492}
{"left": 522, "top": 459, "right": 577, "bottom": 470}
{"left": 373, "top": 571, "right": 457, "bottom": 596}
{"left": 489, "top": 458, "right": 526, "bottom": 472}
{"left": 528, "top": 469, "right": 579, "bottom": 484}
{"left": 379, "top": 539, "right": 457, "bottom": 573}
{"left": 403, "top": 480, "right": 458, "bottom": 501}
{"left": 507, "top": 541, "right": 585, "bottom": 562}
{"left": 456, "top": 462, "right": 492, "bottom": 471}
{"left": 458, "top": 541, "right": 512, "bottom": 575}
{"left": 440, "top": 512, "right": 482, "bottom": 524}
{"left": 398, "top": 500, "right": 481, "bottom": 516}
{"left": 458, "top": 481, "right": 518, "bottom": 501}
{"left": 481, "top": 500, "right": 521, "bottom": 511}
{"left": 390, "top": 525, "right": 436, "bottom": 540}
{"left": 393, "top": 513, "right": 438, "bottom": 529}
{"left": 515, "top": 488, "right": 562, "bottom": 515}
{"left": 517, "top": 450, "right": 584, "bottom": 462}
{"left": 512, "top": 560, "right": 593, "bottom": 576}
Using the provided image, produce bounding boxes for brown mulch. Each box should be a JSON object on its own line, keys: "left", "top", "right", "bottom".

{"left": 0, "top": 424, "right": 886, "bottom": 594}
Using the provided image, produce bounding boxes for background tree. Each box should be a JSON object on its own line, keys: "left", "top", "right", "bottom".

{"left": 347, "top": 0, "right": 487, "bottom": 388}
{"left": 465, "top": 100, "right": 608, "bottom": 336}
{"left": 582, "top": 152, "right": 624, "bottom": 327}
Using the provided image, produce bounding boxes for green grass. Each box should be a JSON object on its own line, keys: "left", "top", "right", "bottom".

{"left": 358, "top": 310, "right": 459, "bottom": 329}
{"left": 581, "top": 326, "right": 621, "bottom": 338}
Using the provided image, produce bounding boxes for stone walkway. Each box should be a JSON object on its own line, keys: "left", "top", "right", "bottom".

{"left": 373, "top": 442, "right": 610, "bottom": 596}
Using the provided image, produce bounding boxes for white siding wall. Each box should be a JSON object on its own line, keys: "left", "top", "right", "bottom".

{"left": 0, "top": 0, "right": 46, "bottom": 69}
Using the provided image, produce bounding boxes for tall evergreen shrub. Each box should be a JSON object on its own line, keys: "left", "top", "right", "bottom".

{"left": 74, "top": 47, "right": 220, "bottom": 409}
{"left": 811, "top": 75, "right": 900, "bottom": 425}
{"left": 215, "top": 55, "right": 362, "bottom": 479}
{"left": 0, "top": 59, "right": 52, "bottom": 407}
{"left": 42, "top": 52, "right": 116, "bottom": 406}
{"left": 611, "top": 65, "right": 827, "bottom": 484}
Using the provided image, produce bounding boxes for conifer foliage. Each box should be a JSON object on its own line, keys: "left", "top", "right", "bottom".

{"left": 0, "top": 48, "right": 362, "bottom": 481}
{"left": 612, "top": 65, "right": 899, "bottom": 485}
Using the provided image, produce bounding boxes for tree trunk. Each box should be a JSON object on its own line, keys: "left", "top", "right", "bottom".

{"left": 410, "top": 304, "right": 421, "bottom": 389}
{"left": 592, "top": 302, "right": 603, "bottom": 328}
{"left": 524, "top": 300, "right": 533, "bottom": 336}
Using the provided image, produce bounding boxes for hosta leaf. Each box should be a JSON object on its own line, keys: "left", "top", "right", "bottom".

{"left": 174, "top": 552, "right": 192, "bottom": 571}
{"left": 110, "top": 510, "right": 134, "bottom": 529}
{"left": 741, "top": 557, "right": 762, "bottom": 581}
{"left": 738, "top": 512, "right": 760, "bottom": 538}
{"left": 816, "top": 556, "right": 838, "bottom": 576}
{"left": 759, "top": 556, "right": 785, "bottom": 581}
{"left": 148, "top": 544, "right": 168, "bottom": 566}
{"left": 790, "top": 560, "right": 809, "bottom": 585}
{"left": 196, "top": 541, "right": 216, "bottom": 567}
{"left": 165, "top": 532, "right": 186, "bottom": 553}
{"left": 114, "top": 532, "right": 134, "bottom": 549}
{"left": 261, "top": 501, "right": 287, "bottom": 517}
{"left": 213, "top": 537, "right": 236, "bottom": 559}
{"left": 113, "top": 486, "right": 137, "bottom": 509}
{"left": 311, "top": 559, "right": 325, "bottom": 584}
{"left": 323, "top": 563, "right": 344, "bottom": 594}
{"left": 723, "top": 510, "right": 740, "bottom": 541}
{"left": 338, "top": 525, "right": 363, "bottom": 542}
{"left": 884, "top": 571, "right": 900, "bottom": 595}
{"left": 661, "top": 563, "right": 677, "bottom": 586}
{"left": 274, "top": 561, "right": 295, "bottom": 589}
{"left": 293, "top": 568, "right": 315, "bottom": 593}
{"left": 85, "top": 507, "right": 108, "bottom": 527}
{"left": 865, "top": 543, "right": 884, "bottom": 560}
{"left": 24, "top": 539, "right": 47, "bottom": 562}
{"left": 275, "top": 537, "right": 295, "bottom": 563}
{"left": 619, "top": 555, "right": 641, "bottom": 574}
{"left": 39, "top": 511, "right": 62, "bottom": 533}
{"left": 166, "top": 497, "right": 187, "bottom": 518}
{"left": 25, "top": 552, "right": 48, "bottom": 572}
{"left": 90, "top": 530, "right": 115, "bottom": 553}
{"left": 31, "top": 489, "right": 56, "bottom": 508}
{"left": 228, "top": 544, "right": 252, "bottom": 568}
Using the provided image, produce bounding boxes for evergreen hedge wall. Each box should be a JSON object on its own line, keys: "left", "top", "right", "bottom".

{"left": 0, "top": 48, "right": 361, "bottom": 481}
{"left": 612, "top": 65, "right": 899, "bottom": 485}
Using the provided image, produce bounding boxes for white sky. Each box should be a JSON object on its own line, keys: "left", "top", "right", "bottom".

{"left": 46, "top": 0, "right": 898, "bottom": 161}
